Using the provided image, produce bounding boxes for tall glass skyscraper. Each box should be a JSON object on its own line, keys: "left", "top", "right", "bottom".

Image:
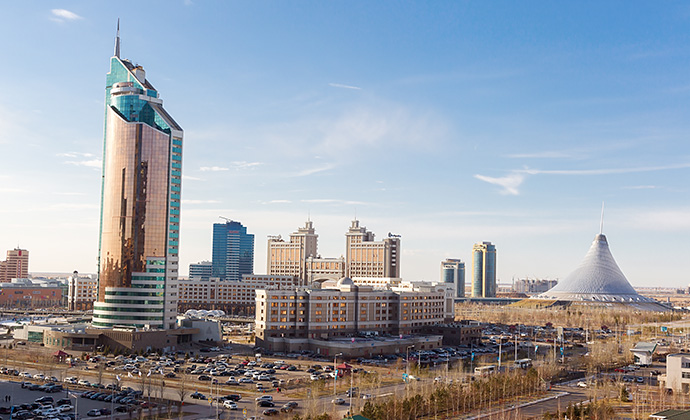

{"left": 440, "top": 258, "right": 465, "bottom": 298}
{"left": 212, "top": 220, "right": 255, "bottom": 281}
{"left": 472, "top": 242, "right": 496, "bottom": 298}
{"left": 93, "top": 26, "right": 183, "bottom": 330}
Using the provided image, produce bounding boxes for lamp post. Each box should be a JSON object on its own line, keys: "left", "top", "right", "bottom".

{"left": 334, "top": 353, "right": 343, "bottom": 397}
{"left": 69, "top": 390, "right": 78, "bottom": 420}
{"left": 405, "top": 345, "right": 414, "bottom": 382}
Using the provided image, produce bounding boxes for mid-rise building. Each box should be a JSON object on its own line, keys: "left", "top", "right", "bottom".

{"left": 345, "top": 220, "right": 400, "bottom": 278}
{"left": 93, "top": 28, "right": 183, "bottom": 330}
{"left": 0, "top": 248, "right": 29, "bottom": 283}
{"left": 189, "top": 261, "right": 212, "bottom": 280}
{"left": 67, "top": 271, "right": 97, "bottom": 311}
{"left": 267, "top": 221, "right": 318, "bottom": 284}
{"left": 212, "top": 220, "right": 254, "bottom": 281}
{"left": 178, "top": 274, "right": 298, "bottom": 316}
{"left": 662, "top": 353, "right": 690, "bottom": 393}
{"left": 472, "top": 242, "right": 496, "bottom": 298}
{"left": 512, "top": 278, "right": 558, "bottom": 294}
{"left": 440, "top": 258, "right": 465, "bottom": 298}
{"left": 255, "top": 278, "right": 452, "bottom": 354}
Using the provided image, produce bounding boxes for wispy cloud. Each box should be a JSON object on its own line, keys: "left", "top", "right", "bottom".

{"left": 199, "top": 166, "right": 229, "bottom": 172}
{"left": 301, "top": 199, "right": 367, "bottom": 205}
{"left": 506, "top": 151, "right": 578, "bottom": 159}
{"left": 473, "top": 173, "right": 525, "bottom": 195}
{"left": 329, "top": 83, "right": 362, "bottom": 90}
{"left": 289, "top": 164, "right": 335, "bottom": 177}
{"left": 182, "top": 175, "right": 203, "bottom": 181}
{"left": 230, "top": 161, "right": 262, "bottom": 170}
{"left": 624, "top": 185, "right": 658, "bottom": 190}
{"left": 476, "top": 162, "right": 690, "bottom": 195}
{"left": 64, "top": 159, "right": 101, "bottom": 169}
{"left": 58, "top": 152, "right": 94, "bottom": 158}
{"left": 182, "top": 199, "right": 221, "bottom": 204}
{"left": 262, "top": 200, "right": 292, "bottom": 204}
{"left": 50, "top": 9, "right": 83, "bottom": 22}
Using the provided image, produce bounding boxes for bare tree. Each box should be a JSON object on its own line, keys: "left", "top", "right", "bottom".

{"left": 176, "top": 374, "right": 189, "bottom": 420}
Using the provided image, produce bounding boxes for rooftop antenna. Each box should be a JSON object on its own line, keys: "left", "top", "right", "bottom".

{"left": 599, "top": 201, "right": 605, "bottom": 235}
{"left": 114, "top": 19, "right": 121, "bottom": 58}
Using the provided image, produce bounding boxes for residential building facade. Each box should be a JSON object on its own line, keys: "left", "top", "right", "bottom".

{"left": 472, "top": 241, "right": 496, "bottom": 298}
{"left": 212, "top": 220, "right": 254, "bottom": 281}
{"left": 178, "top": 274, "right": 299, "bottom": 316}
{"left": 662, "top": 353, "right": 690, "bottom": 393}
{"left": 93, "top": 29, "right": 183, "bottom": 330}
{"left": 0, "top": 248, "right": 29, "bottom": 283}
{"left": 67, "top": 271, "right": 97, "bottom": 311}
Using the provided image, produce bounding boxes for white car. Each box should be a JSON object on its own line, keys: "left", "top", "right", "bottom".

{"left": 78, "top": 379, "right": 91, "bottom": 386}
{"left": 19, "top": 372, "right": 32, "bottom": 378}
{"left": 58, "top": 405, "right": 74, "bottom": 413}
{"left": 310, "top": 374, "right": 320, "bottom": 381}
{"left": 576, "top": 381, "right": 587, "bottom": 388}
{"left": 33, "top": 374, "right": 45, "bottom": 380}
{"left": 222, "top": 401, "right": 237, "bottom": 410}
{"left": 64, "top": 377, "right": 78, "bottom": 384}
{"left": 255, "top": 395, "right": 273, "bottom": 402}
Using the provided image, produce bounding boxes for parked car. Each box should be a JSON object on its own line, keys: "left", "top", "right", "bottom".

{"left": 190, "top": 392, "right": 206, "bottom": 400}
{"left": 222, "top": 401, "right": 237, "bottom": 410}
{"left": 257, "top": 401, "right": 275, "bottom": 408}
{"left": 332, "top": 398, "right": 345, "bottom": 405}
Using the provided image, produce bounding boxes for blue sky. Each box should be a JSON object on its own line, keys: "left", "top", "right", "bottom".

{"left": 0, "top": 1, "right": 689, "bottom": 287}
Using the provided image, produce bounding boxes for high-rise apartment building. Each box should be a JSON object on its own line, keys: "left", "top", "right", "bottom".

{"left": 212, "top": 220, "right": 254, "bottom": 281}
{"left": 189, "top": 261, "right": 212, "bottom": 280}
{"left": 67, "top": 271, "right": 98, "bottom": 311}
{"left": 345, "top": 220, "right": 400, "bottom": 278}
{"left": 93, "top": 28, "right": 183, "bottom": 330}
{"left": 267, "top": 221, "right": 318, "bottom": 284}
{"left": 0, "top": 248, "right": 29, "bottom": 282}
{"left": 440, "top": 258, "right": 465, "bottom": 298}
{"left": 472, "top": 242, "right": 496, "bottom": 298}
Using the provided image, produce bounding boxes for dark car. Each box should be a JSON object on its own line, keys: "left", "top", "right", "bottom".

{"left": 190, "top": 392, "right": 206, "bottom": 400}
{"left": 35, "top": 397, "right": 53, "bottom": 404}
{"left": 115, "top": 405, "right": 134, "bottom": 413}
{"left": 197, "top": 375, "right": 211, "bottom": 381}
{"left": 56, "top": 400, "right": 70, "bottom": 407}
{"left": 99, "top": 408, "right": 111, "bottom": 415}
{"left": 0, "top": 407, "right": 10, "bottom": 414}
{"left": 284, "top": 401, "right": 298, "bottom": 408}
{"left": 224, "top": 394, "right": 241, "bottom": 402}
{"left": 28, "top": 384, "right": 41, "bottom": 391}
{"left": 258, "top": 401, "right": 274, "bottom": 407}
{"left": 262, "top": 409, "right": 279, "bottom": 416}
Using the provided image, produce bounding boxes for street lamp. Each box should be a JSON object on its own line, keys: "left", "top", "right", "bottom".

{"left": 405, "top": 345, "right": 415, "bottom": 382}
{"left": 68, "top": 390, "right": 78, "bottom": 420}
{"left": 334, "top": 353, "right": 343, "bottom": 397}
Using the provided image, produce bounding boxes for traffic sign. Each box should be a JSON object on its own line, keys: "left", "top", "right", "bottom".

{"left": 243, "top": 409, "right": 247, "bottom": 414}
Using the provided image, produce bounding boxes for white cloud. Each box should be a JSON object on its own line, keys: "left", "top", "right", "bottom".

{"left": 182, "top": 199, "right": 221, "bottom": 204}
{"left": 506, "top": 151, "right": 577, "bottom": 159}
{"left": 262, "top": 200, "right": 292, "bottom": 204}
{"left": 290, "top": 164, "right": 335, "bottom": 177}
{"left": 199, "top": 166, "right": 229, "bottom": 172}
{"left": 329, "top": 83, "right": 362, "bottom": 90}
{"left": 182, "top": 175, "right": 203, "bottom": 181}
{"left": 64, "top": 159, "right": 101, "bottom": 169}
{"left": 230, "top": 161, "right": 262, "bottom": 170}
{"left": 473, "top": 172, "right": 525, "bottom": 195}
{"left": 50, "top": 9, "right": 83, "bottom": 22}
{"left": 517, "top": 162, "right": 690, "bottom": 176}
{"left": 58, "top": 152, "right": 94, "bottom": 158}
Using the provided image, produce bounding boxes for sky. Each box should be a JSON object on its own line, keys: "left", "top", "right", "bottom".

{"left": 0, "top": 1, "right": 689, "bottom": 288}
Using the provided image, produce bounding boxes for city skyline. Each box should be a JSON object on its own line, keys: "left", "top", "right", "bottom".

{"left": 0, "top": 2, "right": 688, "bottom": 287}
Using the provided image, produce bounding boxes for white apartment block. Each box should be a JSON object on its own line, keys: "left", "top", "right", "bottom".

{"left": 67, "top": 272, "right": 98, "bottom": 311}
{"left": 255, "top": 277, "right": 453, "bottom": 353}
{"left": 662, "top": 353, "right": 690, "bottom": 393}
{"left": 178, "top": 274, "right": 298, "bottom": 317}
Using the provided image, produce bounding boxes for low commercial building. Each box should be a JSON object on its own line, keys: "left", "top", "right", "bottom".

{"left": 0, "top": 278, "right": 62, "bottom": 308}
{"left": 178, "top": 274, "right": 299, "bottom": 316}
{"left": 426, "top": 322, "right": 483, "bottom": 346}
{"left": 255, "top": 277, "right": 452, "bottom": 357}
{"left": 630, "top": 342, "right": 657, "bottom": 366}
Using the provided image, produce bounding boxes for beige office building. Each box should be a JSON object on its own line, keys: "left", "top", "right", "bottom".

{"left": 267, "top": 221, "right": 318, "bottom": 284}
{"left": 0, "top": 248, "right": 29, "bottom": 282}
{"left": 305, "top": 256, "right": 345, "bottom": 283}
{"left": 255, "top": 278, "right": 452, "bottom": 354}
{"left": 67, "top": 272, "right": 98, "bottom": 311}
{"left": 345, "top": 220, "right": 400, "bottom": 278}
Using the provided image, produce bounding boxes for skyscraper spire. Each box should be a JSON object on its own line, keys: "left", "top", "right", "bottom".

{"left": 114, "top": 19, "right": 121, "bottom": 58}
{"left": 599, "top": 201, "right": 605, "bottom": 235}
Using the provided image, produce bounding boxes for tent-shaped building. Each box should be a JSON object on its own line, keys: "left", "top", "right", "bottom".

{"left": 533, "top": 233, "right": 666, "bottom": 310}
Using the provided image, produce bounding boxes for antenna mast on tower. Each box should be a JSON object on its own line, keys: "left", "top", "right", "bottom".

{"left": 599, "top": 202, "right": 605, "bottom": 234}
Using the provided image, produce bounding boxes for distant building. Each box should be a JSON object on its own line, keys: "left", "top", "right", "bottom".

{"left": 345, "top": 220, "right": 400, "bottom": 278}
{"left": 306, "top": 256, "right": 345, "bottom": 283}
{"left": 267, "top": 220, "right": 318, "bottom": 284}
{"left": 0, "top": 278, "right": 62, "bottom": 308}
{"left": 0, "top": 248, "right": 29, "bottom": 283}
{"left": 212, "top": 220, "right": 255, "bottom": 281}
{"left": 178, "top": 274, "right": 299, "bottom": 316}
{"left": 67, "top": 271, "right": 97, "bottom": 311}
{"left": 472, "top": 242, "right": 496, "bottom": 298}
{"left": 440, "top": 259, "right": 465, "bottom": 298}
{"left": 512, "top": 278, "right": 558, "bottom": 294}
{"left": 189, "top": 261, "right": 212, "bottom": 280}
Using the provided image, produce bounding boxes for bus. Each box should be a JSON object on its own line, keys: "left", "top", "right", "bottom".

{"left": 474, "top": 365, "right": 496, "bottom": 376}
{"left": 514, "top": 358, "right": 532, "bottom": 369}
